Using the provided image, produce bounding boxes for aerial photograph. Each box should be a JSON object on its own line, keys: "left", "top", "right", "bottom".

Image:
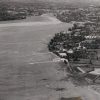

{"left": 0, "top": 0, "right": 100, "bottom": 100}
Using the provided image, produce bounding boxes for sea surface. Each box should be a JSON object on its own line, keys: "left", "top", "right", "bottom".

{"left": 0, "top": 15, "right": 72, "bottom": 100}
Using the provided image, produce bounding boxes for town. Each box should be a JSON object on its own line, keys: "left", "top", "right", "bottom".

{"left": 48, "top": 17, "right": 100, "bottom": 83}
{"left": 1, "top": 1, "right": 100, "bottom": 22}
{"left": 56, "top": 5, "right": 100, "bottom": 23}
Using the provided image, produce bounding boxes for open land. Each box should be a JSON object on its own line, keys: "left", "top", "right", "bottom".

{"left": 0, "top": 14, "right": 100, "bottom": 100}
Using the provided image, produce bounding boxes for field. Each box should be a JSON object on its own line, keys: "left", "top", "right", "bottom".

{"left": 0, "top": 15, "right": 100, "bottom": 100}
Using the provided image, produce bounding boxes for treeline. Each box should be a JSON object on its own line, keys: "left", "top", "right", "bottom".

{"left": 0, "top": 1, "right": 48, "bottom": 21}
{"left": 0, "top": 1, "right": 79, "bottom": 21}
{"left": 0, "top": 2, "right": 27, "bottom": 21}
{"left": 0, "top": 9, "right": 26, "bottom": 21}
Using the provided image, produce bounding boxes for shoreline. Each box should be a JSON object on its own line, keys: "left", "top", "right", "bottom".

{"left": 0, "top": 15, "right": 62, "bottom": 27}
{"left": 0, "top": 14, "right": 100, "bottom": 100}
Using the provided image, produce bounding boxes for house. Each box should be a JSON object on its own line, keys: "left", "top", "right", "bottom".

{"left": 67, "top": 49, "right": 74, "bottom": 60}
{"left": 60, "top": 58, "right": 69, "bottom": 64}
{"left": 67, "top": 49, "right": 74, "bottom": 54}
{"left": 89, "top": 68, "right": 100, "bottom": 75}
{"left": 78, "top": 67, "right": 100, "bottom": 82}
{"left": 58, "top": 52, "right": 68, "bottom": 59}
{"left": 59, "top": 53, "right": 67, "bottom": 58}
{"left": 53, "top": 58, "right": 68, "bottom": 64}
{"left": 85, "top": 35, "right": 100, "bottom": 39}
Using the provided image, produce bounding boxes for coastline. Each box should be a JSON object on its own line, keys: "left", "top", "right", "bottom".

{"left": 0, "top": 15, "right": 73, "bottom": 100}
{"left": 0, "top": 14, "right": 100, "bottom": 100}
{"left": 0, "top": 15, "right": 62, "bottom": 27}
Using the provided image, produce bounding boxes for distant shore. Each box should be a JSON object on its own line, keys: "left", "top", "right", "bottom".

{"left": 0, "top": 15, "right": 62, "bottom": 27}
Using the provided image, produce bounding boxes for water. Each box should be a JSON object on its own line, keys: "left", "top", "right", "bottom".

{"left": 0, "top": 15, "right": 72, "bottom": 100}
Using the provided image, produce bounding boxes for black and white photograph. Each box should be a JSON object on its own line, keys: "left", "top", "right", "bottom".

{"left": 0, "top": 0, "right": 100, "bottom": 100}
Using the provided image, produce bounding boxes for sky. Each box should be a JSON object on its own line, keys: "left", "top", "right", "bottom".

{"left": 1, "top": 0, "right": 100, "bottom": 5}
{"left": 2, "top": 0, "right": 99, "bottom": 2}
